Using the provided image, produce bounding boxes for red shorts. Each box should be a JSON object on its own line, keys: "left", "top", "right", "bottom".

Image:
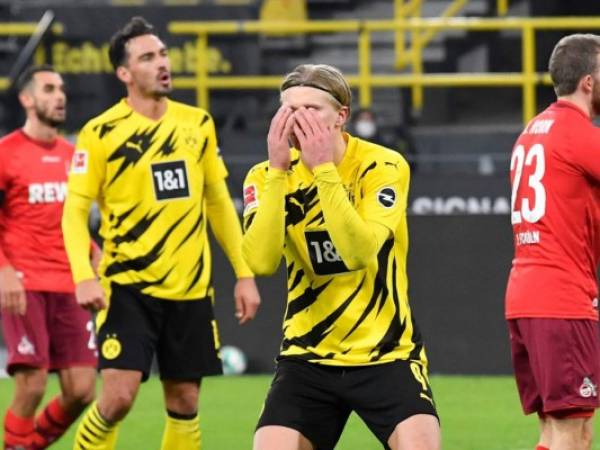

{"left": 508, "top": 318, "right": 600, "bottom": 415}
{"left": 1, "top": 291, "right": 98, "bottom": 375}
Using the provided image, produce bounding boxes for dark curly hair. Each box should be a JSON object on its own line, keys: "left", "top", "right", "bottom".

{"left": 108, "top": 16, "right": 155, "bottom": 71}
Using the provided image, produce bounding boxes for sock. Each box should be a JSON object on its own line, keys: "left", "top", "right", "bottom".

{"left": 535, "top": 446, "right": 550, "bottom": 450}
{"left": 3, "top": 409, "right": 34, "bottom": 449}
{"left": 72, "top": 402, "right": 119, "bottom": 450}
{"left": 32, "top": 396, "right": 75, "bottom": 448}
{"left": 160, "top": 410, "right": 201, "bottom": 450}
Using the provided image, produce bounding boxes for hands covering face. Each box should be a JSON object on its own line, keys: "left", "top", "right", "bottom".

{"left": 267, "top": 105, "right": 336, "bottom": 171}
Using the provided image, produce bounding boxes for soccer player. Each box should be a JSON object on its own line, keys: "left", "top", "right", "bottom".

{"left": 505, "top": 34, "right": 600, "bottom": 450}
{"left": 61, "top": 17, "right": 261, "bottom": 450}
{"left": 0, "top": 66, "right": 98, "bottom": 450}
{"left": 242, "top": 64, "right": 440, "bottom": 450}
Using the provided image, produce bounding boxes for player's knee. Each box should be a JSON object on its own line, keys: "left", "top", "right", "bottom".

{"left": 164, "top": 381, "right": 200, "bottom": 415}
{"left": 16, "top": 370, "right": 48, "bottom": 404}
{"left": 101, "top": 387, "right": 137, "bottom": 421}
{"left": 63, "top": 380, "right": 96, "bottom": 412}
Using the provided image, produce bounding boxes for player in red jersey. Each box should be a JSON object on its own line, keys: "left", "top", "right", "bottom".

{"left": 0, "top": 66, "right": 98, "bottom": 450}
{"left": 505, "top": 34, "right": 600, "bottom": 450}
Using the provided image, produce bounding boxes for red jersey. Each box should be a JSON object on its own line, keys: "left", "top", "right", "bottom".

{"left": 505, "top": 101, "right": 600, "bottom": 320}
{"left": 0, "top": 130, "right": 75, "bottom": 292}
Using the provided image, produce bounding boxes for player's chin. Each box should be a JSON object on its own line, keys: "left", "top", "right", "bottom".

{"left": 155, "top": 84, "right": 172, "bottom": 96}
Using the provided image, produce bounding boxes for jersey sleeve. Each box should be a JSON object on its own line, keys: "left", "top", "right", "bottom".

{"left": 67, "top": 123, "right": 107, "bottom": 199}
{"left": 356, "top": 156, "right": 410, "bottom": 234}
{"left": 241, "top": 165, "right": 285, "bottom": 275}
{"left": 201, "top": 113, "right": 228, "bottom": 185}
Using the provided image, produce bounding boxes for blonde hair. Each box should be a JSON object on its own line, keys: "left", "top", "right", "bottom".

{"left": 281, "top": 64, "right": 352, "bottom": 109}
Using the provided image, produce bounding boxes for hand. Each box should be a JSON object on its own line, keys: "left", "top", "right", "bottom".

{"left": 90, "top": 241, "right": 102, "bottom": 276}
{"left": 234, "top": 277, "right": 261, "bottom": 325}
{"left": 267, "top": 105, "right": 296, "bottom": 170}
{"left": 293, "top": 107, "right": 335, "bottom": 170}
{"left": 75, "top": 278, "right": 106, "bottom": 312}
{"left": 0, "top": 265, "right": 26, "bottom": 315}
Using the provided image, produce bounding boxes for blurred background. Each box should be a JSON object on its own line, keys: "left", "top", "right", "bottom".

{"left": 1, "top": 0, "right": 598, "bottom": 377}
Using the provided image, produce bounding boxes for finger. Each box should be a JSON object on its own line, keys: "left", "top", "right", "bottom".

{"left": 282, "top": 113, "right": 296, "bottom": 141}
{"left": 293, "top": 123, "right": 307, "bottom": 146}
{"left": 17, "top": 295, "right": 26, "bottom": 315}
{"left": 97, "top": 297, "right": 107, "bottom": 311}
{"left": 275, "top": 108, "right": 294, "bottom": 141}
{"left": 294, "top": 108, "right": 316, "bottom": 137}
{"left": 8, "top": 291, "right": 19, "bottom": 314}
{"left": 307, "top": 108, "right": 326, "bottom": 134}
{"left": 235, "top": 295, "right": 245, "bottom": 323}
{"left": 269, "top": 106, "right": 290, "bottom": 139}
{"left": 246, "top": 299, "right": 259, "bottom": 320}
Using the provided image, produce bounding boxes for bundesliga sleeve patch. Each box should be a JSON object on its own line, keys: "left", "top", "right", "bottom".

{"left": 243, "top": 184, "right": 258, "bottom": 213}
{"left": 377, "top": 187, "right": 397, "bottom": 208}
{"left": 71, "top": 151, "right": 88, "bottom": 174}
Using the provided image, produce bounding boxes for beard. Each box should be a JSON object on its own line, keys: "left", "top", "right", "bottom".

{"left": 34, "top": 104, "right": 65, "bottom": 128}
{"left": 152, "top": 86, "right": 172, "bottom": 98}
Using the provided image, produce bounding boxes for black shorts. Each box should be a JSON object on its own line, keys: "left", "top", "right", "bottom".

{"left": 257, "top": 358, "right": 438, "bottom": 450}
{"left": 97, "top": 282, "right": 222, "bottom": 381}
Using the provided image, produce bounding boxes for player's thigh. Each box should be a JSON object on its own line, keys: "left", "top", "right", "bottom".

{"left": 388, "top": 414, "right": 440, "bottom": 450}
{"left": 256, "top": 359, "right": 351, "bottom": 450}
{"left": 254, "top": 425, "right": 314, "bottom": 450}
{"left": 519, "top": 318, "right": 600, "bottom": 413}
{"left": 1, "top": 291, "right": 50, "bottom": 374}
{"left": 346, "top": 360, "right": 438, "bottom": 449}
{"left": 47, "top": 292, "right": 97, "bottom": 371}
{"left": 508, "top": 319, "right": 544, "bottom": 414}
{"left": 157, "top": 297, "right": 221, "bottom": 381}
{"left": 96, "top": 283, "right": 161, "bottom": 381}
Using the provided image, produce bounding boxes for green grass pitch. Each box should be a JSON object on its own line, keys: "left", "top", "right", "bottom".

{"left": 1, "top": 374, "right": 599, "bottom": 449}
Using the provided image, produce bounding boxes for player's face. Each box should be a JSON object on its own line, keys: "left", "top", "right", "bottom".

{"left": 21, "top": 71, "right": 66, "bottom": 128}
{"left": 281, "top": 86, "right": 348, "bottom": 150}
{"left": 122, "top": 34, "right": 171, "bottom": 98}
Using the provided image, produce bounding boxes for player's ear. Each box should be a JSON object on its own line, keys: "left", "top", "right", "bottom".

{"left": 335, "top": 106, "right": 349, "bottom": 129}
{"left": 116, "top": 66, "right": 131, "bottom": 84}
{"left": 580, "top": 73, "right": 594, "bottom": 95}
{"left": 18, "top": 90, "right": 33, "bottom": 109}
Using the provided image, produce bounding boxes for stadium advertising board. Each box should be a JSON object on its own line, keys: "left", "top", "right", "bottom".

{"left": 9, "top": 5, "right": 260, "bottom": 131}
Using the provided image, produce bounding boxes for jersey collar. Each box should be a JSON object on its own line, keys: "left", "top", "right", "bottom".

{"left": 553, "top": 99, "right": 590, "bottom": 120}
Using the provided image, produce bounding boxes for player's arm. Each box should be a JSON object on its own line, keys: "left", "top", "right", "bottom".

{"left": 201, "top": 112, "right": 260, "bottom": 323}
{"left": 241, "top": 105, "right": 293, "bottom": 276}
{"left": 241, "top": 168, "right": 286, "bottom": 276}
{"left": 205, "top": 179, "right": 260, "bottom": 323}
{"left": 62, "top": 125, "right": 106, "bottom": 311}
{"left": 0, "top": 153, "right": 26, "bottom": 315}
{"left": 313, "top": 162, "right": 403, "bottom": 270}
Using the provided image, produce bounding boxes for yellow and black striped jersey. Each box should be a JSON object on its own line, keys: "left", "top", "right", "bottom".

{"left": 243, "top": 134, "right": 427, "bottom": 366}
{"left": 68, "top": 99, "right": 227, "bottom": 300}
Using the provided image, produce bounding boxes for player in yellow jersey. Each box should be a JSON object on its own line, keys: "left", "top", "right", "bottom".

{"left": 61, "top": 17, "right": 261, "bottom": 450}
{"left": 242, "top": 64, "right": 440, "bottom": 450}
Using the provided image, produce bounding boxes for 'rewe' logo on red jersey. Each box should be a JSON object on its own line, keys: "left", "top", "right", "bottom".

{"left": 71, "top": 151, "right": 88, "bottom": 174}
{"left": 243, "top": 184, "right": 258, "bottom": 213}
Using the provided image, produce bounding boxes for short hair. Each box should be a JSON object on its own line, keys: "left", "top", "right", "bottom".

{"left": 108, "top": 16, "right": 155, "bottom": 70}
{"left": 281, "top": 64, "right": 352, "bottom": 109}
{"left": 549, "top": 33, "right": 600, "bottom": 96}
{"left": 15, "top": 64, "right": 57, "bottom": 93}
